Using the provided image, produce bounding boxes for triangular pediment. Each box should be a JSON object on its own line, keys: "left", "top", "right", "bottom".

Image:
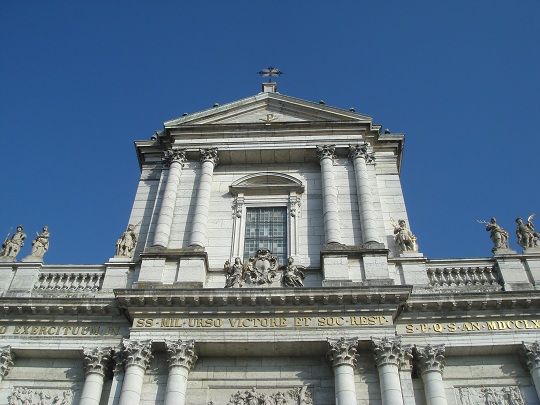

{"left": 164, "top": 92, "right": 372, "bottom": 127}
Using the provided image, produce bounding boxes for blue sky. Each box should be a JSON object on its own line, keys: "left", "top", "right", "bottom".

{"left": 1, "top": 2, "right": 539, "bottom": 264}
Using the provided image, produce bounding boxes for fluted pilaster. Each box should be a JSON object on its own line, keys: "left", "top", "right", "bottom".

{"left": 415, "top": 344, "right": 447, "bottom": 405}
{"left": 164, "top": 340, "right": 198, "bottom": 405}
{"left": 153, "top": 148, "right": 187, "bottom": 248}
{"left": 327, "top": 337, "right": 358, "bottom": 405}
{"left": 316, "top": 145, "right": 342, "bottom": 245}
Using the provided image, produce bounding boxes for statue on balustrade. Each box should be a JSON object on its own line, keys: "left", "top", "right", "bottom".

{"left": 224, "top": 257, "right": 245, "bottom": 288}
{"left": 482, "top": 217, "right": 509, "bottom": 252}
{"left": 0, "top": 225, "right": 26, "bottom": 260}
{"left": 392, "top": 219, "right": 418, "bottom": 252}
{"left": 282, "top": 256, "right": 305, "bottom": 287}
{"left": 115, "top": 223, "right": 138, "bottom": 258}
{"left": 516, "top": 214, "right": 538, "bottom": 249}
{"left": 30, "top": 226, "right": 50, "bottom": 259}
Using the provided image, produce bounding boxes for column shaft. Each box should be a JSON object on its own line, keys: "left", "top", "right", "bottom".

{"left": 164, "top": 366, "right": 190, "bottom": 405}
{"left": 378, "top": 363, "right": 403, "bottom": 405}
{"left": 531, "top": 367, "right": 540, "bottom": 400}
{"left": 79, "top": 372, "right": 105, "bottom": 405}
{"left": 118, "top": 365, "right": 145, "bottom": 405}
{"left": 421, "top": 371, "right": 447, "bottom": 405}
{"left": 352, "top": 155, "right": 379, "bottom": 244}
{"left": 334, "top": 364, "right": 357, "bottom": 405}
{"left": 319, "top": 156, "right": 342, "bottom": 244}
{"left": 189, "top": 158, "right": 216, "bottom": 247}
{"left": 153, "top": 159, "right": 184, "bottom": 247}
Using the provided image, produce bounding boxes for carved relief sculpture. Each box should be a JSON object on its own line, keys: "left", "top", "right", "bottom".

{"left": 243, "top": 249, "right": 280, "bottom": 286}
{"left": 219, "top": 386, "right": 313, "bottom": 405}
{"left": 516, "top": 214, "right": 538, "bottom": 249}
{"left": 115, "top": 224, "right": 138, "bottom": 258}
{"left": 281, "top": 257, "right": 305, "bottom": 287}
{"left": 391, "top": 219, "right": 418, "bottom": 252}
{"left": 0, "top": 346, "right": 14, "bottom": 380}
{"left": 455, "top": 385, "right": 525, "bottom": 405}
{"left": 8, "top": 388, "right": 74, "bottom": 405}
{"left": 0, "top": 225, "right": 26, "bottom": 260}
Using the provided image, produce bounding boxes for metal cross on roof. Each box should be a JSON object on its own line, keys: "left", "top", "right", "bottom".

{"left": 258, "top": 66, "right": 283, "bottom": 82}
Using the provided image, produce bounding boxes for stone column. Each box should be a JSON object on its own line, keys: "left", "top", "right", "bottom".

{"left": 316, "top": 145, "right": 342, "bottom": 245}
{"left": 80, "top": 347, "right": 112, "bottom": 405}
{"left": 189, "top": 148, "right": 219, "bottom": 247}
{"left": 349, "top": 143, "right": 379, "bottom": 246}
{"left": 118, "top": 340, "right": 153, "bottom": 405}
{"left": 521, "top": 341, "right": 540, "bottom": 400}
{"left": 415, "top": 344, "right": 447, "bottom": 405}
{"left": 327, "top": 337, "right": 359, "bottom": 405}
{"left": 372, "top": 337, "right": 405, "bottom": 405}
{"left": 0, "top": 346, "right": 14, "bottom": 382}
{"left": 164, "top": 340, "right": 198, "bottom": 405}
{"left": 153, "top": 148, "right": 187, "bottom": 248}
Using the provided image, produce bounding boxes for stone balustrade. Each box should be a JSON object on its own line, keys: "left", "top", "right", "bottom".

{"left": 34, "top": 271, "right": 104, "bottom": 292}
{"left": 426, "top": 261, "right": 501, "bottom": 291}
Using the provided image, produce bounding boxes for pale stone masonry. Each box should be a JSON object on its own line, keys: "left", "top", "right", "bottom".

{"left": 0, "top": 82, "right": 540, "bottom": 404}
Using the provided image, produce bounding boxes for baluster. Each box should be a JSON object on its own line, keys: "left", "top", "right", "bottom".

{"left": 450, "top": 268, "right": 459, "bottom": 286}
{"left": 427, "top": 268, "right": 435, "bottom": 286}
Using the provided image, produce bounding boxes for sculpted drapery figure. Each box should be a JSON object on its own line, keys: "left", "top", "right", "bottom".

{"left": 224, "top": 257, "right": 244, "bottom": 288}
{"left": 516, "top": 215, "right": 538, "bottom": 249}
{"left": 116, "top": 224, "right": 138, "bottom": 258}
{"left": 1, "top": 225, "right": 26, "bottom": 259}
{"left": 485, "top": 217, "right": 509, "bottom": 251}
{"left": 392, "top": 219, "right": 417, "bottom": 252}
{"left": 30, "top": 226, "right": 50, "bottom": 258}
{"left": 282, "top": 256, "right": 305, "bottom": 287}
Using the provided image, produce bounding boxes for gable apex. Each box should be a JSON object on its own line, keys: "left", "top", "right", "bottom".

{"left": 164, "top": 92, "right": 373, "bottom": 127}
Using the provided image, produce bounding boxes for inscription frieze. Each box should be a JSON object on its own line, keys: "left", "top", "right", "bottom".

{"left": 399, "top": 318, "right": 540, "bottom": 334}
{"left": 135, "top": 315, "right": 390, "bottom": 329}
{"left": 0, "top": 324, "right": 125, "bottom": 337}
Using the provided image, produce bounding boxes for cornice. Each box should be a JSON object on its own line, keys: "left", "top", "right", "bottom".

{"left": 0, "top": 297, "right": 121, "bottom": 316}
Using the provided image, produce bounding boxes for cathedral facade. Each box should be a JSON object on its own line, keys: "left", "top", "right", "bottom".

{"left": 1, "top": 81, "right": 540, "bottom": 405}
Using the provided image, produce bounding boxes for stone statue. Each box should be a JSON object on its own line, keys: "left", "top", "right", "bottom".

{"left": 30, "top": 226, "right": 50, "bottom": 258}
{"left": 282, "top": 257, "right": 305, "bottom": 287}
{"left": 392, "top": 219, "right": 418, "bottom": 252}
{"left": 483, "top": 218, "right": 509, "bottom": 251}
{"left": 224, "top": 257, "right": 244, "bottom": 288}
{"left": 516, "top": 215, "right": 538, "bottom": 249}
{"left": 243, "top": 249, "right": 279, "bottom": 285}
{"left": 115, "top": 224, "right": 138, "bottom": 258}
{"left": 0, "top": 225, "right": 26, "bottom": 259}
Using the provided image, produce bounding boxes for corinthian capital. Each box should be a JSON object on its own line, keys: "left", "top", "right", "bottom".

{"left": 121, "top": 339, "right": 153, "bottom": 370}
{"left": 415, "top": 344, "right": 445, "bottom": 375}
{"left": 327, "top": 337, "right": 359, "bottom": 368}
{"left": 521, "top": 341, "right": 540, "bottom": 372}
{"left": 0, "top": 346, "right": 14, "bottom": 379}
{"left": 349, "top": 143, "right": 374, "bottom": 163}
{"left": 83, "top": 347, "right": 112, "bottom": 377}
{"left": 166, "top": 339, "right": 198, "bottom": 370}
{"left": 199, "top": 148, "right": 219, "bottom": 166}
{"left": 162, "top": 148, "right": 187, "bottom": 166}
{"left": 316, "top": 145, "right": 336, "bottom": 162}
{"left": 372, "top": 336, "right": 402, "bottom": 368}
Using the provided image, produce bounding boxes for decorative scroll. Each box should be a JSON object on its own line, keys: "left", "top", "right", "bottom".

{"left": 455, "top": 385, "right": 524, "bottom": 405}
{"left": 349, "top": 143, "right": 374, "bottom": 164}
{"left": 121, "top": 339, "right": 153, "bottom": 370}
{"left": 211, "top": 386, "right": 313, "bottom": 405}
{"left": 372, "top": 336, "right": 402, "bottom": 367}
{"left": 165, "top": 339, "right": 198, "bottom": 370}
{"left": 8, "top": 388, "right": 74, "bottom": 405}
{"left": 415, "top": 344, "right": 445, "bottom": 374}
{"left": 327, "top": 337, "right": 359, "bottom": 367}
{"left": 82, "top": 347, "right": 112, "bottom": 377}
{"left": 316, "top": 145, "right": 336, "bottom": 162}
{"left": 162, "top": 148, "right": 186, "bottom": 166}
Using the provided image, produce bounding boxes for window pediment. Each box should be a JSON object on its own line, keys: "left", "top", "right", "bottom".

{"left": 229, "top": 172, "right": 304, "bottom": 196}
